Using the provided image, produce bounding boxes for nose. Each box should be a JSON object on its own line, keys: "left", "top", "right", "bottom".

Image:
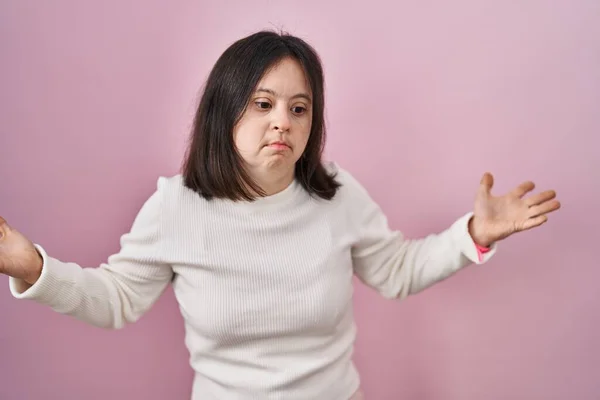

{"left": 271, "top": 105, "right": 291, "bottom": 132}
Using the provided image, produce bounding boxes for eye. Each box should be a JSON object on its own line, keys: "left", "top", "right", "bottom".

{"left": 255, "top": 101, "right": 271, "bottom": 110}
{"left": 291, "top": 106, "right": 307, "bottom": 115}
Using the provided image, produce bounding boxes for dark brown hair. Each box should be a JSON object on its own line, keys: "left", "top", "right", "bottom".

{"left": 181, "top": 30, "right": 340, "bottom": 201}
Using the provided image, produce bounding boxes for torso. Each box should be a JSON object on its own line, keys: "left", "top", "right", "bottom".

{"left": 158, "top": 173, "right": 362, "bottom": 399}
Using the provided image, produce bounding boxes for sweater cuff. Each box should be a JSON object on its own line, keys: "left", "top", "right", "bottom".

{"left": 450, "top": 212, "right": 497, "bottom": 264}
{"left": 9, "top": 244, "right": 71, "bottom": 306}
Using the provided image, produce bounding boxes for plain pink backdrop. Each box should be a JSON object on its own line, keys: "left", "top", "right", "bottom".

{"left": 1, "top": 1, "right": 598, "bottom": 399}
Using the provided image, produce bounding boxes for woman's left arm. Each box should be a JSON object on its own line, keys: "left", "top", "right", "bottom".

{"left": 341, "top": 168, "right": 560, "bottom": 299}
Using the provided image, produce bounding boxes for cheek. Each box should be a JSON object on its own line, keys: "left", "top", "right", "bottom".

{"left": 292, "top": 129, "right": 311, "bottom": 157}
{"left": 234, "top": 134, "right": 254, "bottom": 154}
{"left": 234, "top": 125, "right": 265, "bottom": 156}
{"left": 298, "top": 120, "right": 311, "bottom": 145}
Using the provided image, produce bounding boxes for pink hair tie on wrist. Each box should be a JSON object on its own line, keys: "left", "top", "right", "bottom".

{"left": 475, "top": 242, "right": 491, "bottom": 262}
{"left": 475, "top": 243, "right": 491, "bottom": 253}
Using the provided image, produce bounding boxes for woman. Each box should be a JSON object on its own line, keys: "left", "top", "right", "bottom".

{"left": 0, "top": 30, "right": 560, "bottom": 399}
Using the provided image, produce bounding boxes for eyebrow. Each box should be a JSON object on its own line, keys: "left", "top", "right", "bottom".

{"left": 255, "top": 88, "right": 312, "bottom": 103}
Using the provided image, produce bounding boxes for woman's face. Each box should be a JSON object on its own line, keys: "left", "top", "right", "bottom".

{"left": 233, "top": 57, "right": 312, "bottom": 188}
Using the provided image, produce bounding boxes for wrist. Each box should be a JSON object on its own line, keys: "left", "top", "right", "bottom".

{"left": 468, "top": 216, "right": 494, "bottom": 248}
{"left": 23, "top": 248, "right": 43, "bottom": 285}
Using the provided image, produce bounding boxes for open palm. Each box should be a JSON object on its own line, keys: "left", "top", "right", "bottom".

{"left": 471, "top": 173, "right": 561, "bottom": 246}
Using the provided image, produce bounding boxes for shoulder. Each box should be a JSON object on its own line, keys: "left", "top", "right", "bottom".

{"left": 318, "top": 162, "right": 376, "bottom": 214}
{"left": 155, "top": 174, "right": 201, "bottom": 200}
{"left": 156, "top": 173, "right": 185, "bottom": 194}
{"left": 146, "top": 173, "right": 208, "bottom": 215}
{"left": 322, "top": 161, "right": 370, "bottom": 198}
{"left": 135, "top": 174, "right": 187, "bottom": 213}
{"left": 141, "top": 174, "right": 215, "bottom": 237}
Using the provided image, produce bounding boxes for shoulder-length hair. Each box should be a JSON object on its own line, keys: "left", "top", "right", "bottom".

{"left": 181, "top": 30, "right": 340, "bottom": 201}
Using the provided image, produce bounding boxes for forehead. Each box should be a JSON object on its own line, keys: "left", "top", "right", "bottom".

{"left": 256, "top": 57, "right": 310, "bottom": 95}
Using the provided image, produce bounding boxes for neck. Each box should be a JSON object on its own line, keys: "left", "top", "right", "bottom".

{"left": 249, "top": 168, "right": 295, "bottom": 197}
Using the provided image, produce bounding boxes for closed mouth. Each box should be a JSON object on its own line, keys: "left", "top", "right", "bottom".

{"left": 267, "top": 141, "right": 291, "bottom": 149}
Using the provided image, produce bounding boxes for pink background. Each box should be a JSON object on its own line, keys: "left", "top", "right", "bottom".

{"left": 1, "top": 1, "right": 598, "bottom": 399}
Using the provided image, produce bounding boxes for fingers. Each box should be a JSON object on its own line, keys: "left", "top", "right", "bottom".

{"left": 525, "top": 190, "right": 556, "bottom": 207}
{"left": 521, "top": 215, "right": 548, "bottom": 231}
{"left": 479, "top": 172, "right": 494, "bottom": 194}
{"left": 529, "top": 199, "right": 561, "bottom": 218}
{"left": 0, "top": 217, "right": 6, "bottom": 240}
{"left": 511, "top": 181, "right": 536, "bottom": 198}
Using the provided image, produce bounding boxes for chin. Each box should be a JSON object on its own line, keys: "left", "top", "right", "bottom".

{"left": 264, "top": 154, "right": 297, "bottom": 170}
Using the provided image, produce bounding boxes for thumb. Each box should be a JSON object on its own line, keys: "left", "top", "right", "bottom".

{"left": 479, "top": 172, "right": 494, "bottom": 195}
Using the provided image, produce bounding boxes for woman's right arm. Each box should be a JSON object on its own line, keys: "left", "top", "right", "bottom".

{"left": 1, "top": 179, "right": 174, "bottom": 329}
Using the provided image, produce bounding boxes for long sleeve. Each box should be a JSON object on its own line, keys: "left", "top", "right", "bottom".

{"left": 9, "top": 178, "right": 174, "bottom": 329}
{"left": 341, "top": 170, "right": 497, "bottom": 299}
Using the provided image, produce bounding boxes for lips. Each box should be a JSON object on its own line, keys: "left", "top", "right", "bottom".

{"left": 267, "top": 141, "right": 291, "bottom": 149}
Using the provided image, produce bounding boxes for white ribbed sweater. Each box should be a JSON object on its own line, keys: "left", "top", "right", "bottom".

{"left": 10, "top": 163, "right": 496, "bottom": 400}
